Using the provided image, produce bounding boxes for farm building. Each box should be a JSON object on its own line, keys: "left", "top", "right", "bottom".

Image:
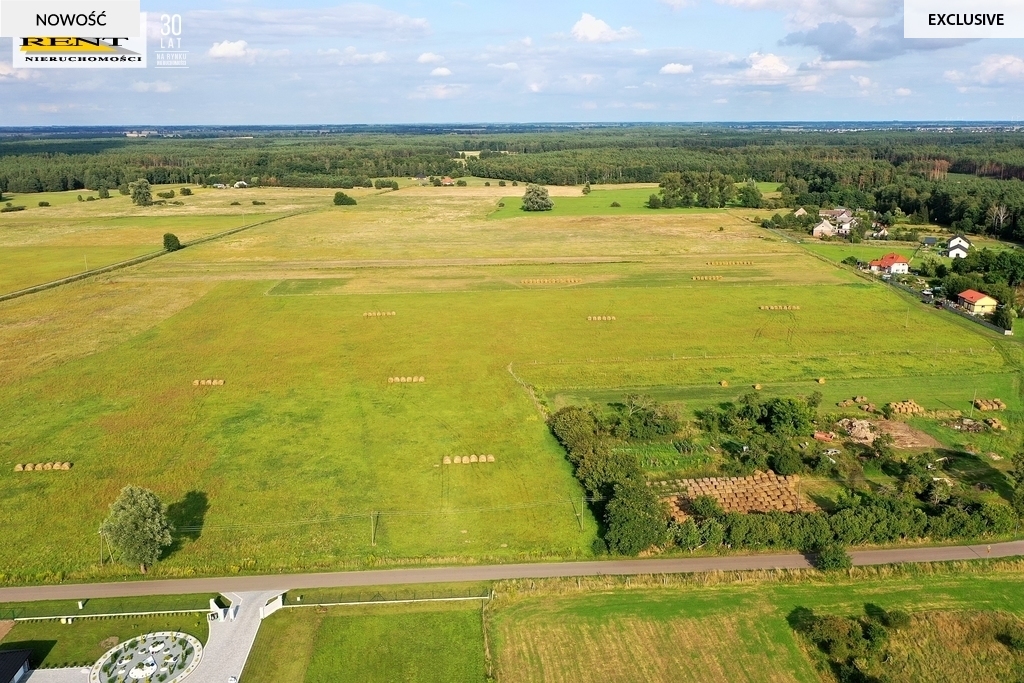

{"left": 233, "top": 181, "right": 248, "bottom": 189}
{"left": 441, "top": 176, "right": 455, "bottom": 186}
{"left": 793, "top": 207, "right": 807, "bottom": 217}
{"left": 958, "top": 289, "right": 998, "bottom": 315}
{"left": 0, "top": 651, "right": 31, "bottom": 683}
{"left": 948, "top": 235, "right": 972, "bottom": 259}
{"left": 868, "top": 253, "right": 910, "bottom": 274}
{"left": 820, "top": 207, "right": 853, "bottom": 220}
{"left": 835, "top": 215, "right": 856, "bottom": 235}
{"left": 812, "top": 219, "right": 836, "bottom": 238}
{"left": 923, "top": 236, "right": 938, "bottom": 247}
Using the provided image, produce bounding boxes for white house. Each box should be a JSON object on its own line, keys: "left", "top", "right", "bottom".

{"left": 948, "top": 235, "right": 971, "bottom": 259}
{"left": 869, "top": 253, "right": 910, "bottom": 275}
{"left": 812, "top": 219, "right": 836, "bottom": 238}
{"left": 820, "top": 207, "right": 853, "bottom": 221}
{"left": 836, "top": 215, "right": 857, "bottom": 236}
{"left": 793, "top": 207, "right": 807, "bottom": 218}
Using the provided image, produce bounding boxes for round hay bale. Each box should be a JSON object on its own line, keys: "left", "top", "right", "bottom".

{"left": 817, "top": 377, "right": 826, "bottom": 384}
{"left": 35, "top": 464, "right": 44, "bottom": 470}
{"left": 388, "top": 377, "right": 394, "bottom": 383}
{"left": 753, "top": 384, "right": 762, "bottom": 390}
{"left": 61, "top": 462, "right": 71, "bottom": 470}
{"left": 453, "top": 456, "right": 462, "bottom": 464}
{"left": 443, "top": 456, "right": 452, "bottom": 465}
{"left": 193, "top": 380, "right": 200, "bottom": 386}
{"left": 419, "top": 376, "right": 425, "bottom": 382}
{"left": 487, "top": 455, "right": 495, "bottom": 462}
{"left": 470, "top": 455, "right": 479, "bottom": 463}
{"left": 14, "top": 464, "right": 23, "bottom": 472}
{"left": 43, "top": 462, "right": 53, "bottom": 470}
{"left": 720, "top": 380, "right": 729, "bottom": 387}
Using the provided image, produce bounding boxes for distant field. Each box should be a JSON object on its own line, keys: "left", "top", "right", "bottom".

{"left": 242, "top": 602, "right": 486, "bottom": 683}
{"left": 488, "top": 187, "right": 730, "bottom": 218}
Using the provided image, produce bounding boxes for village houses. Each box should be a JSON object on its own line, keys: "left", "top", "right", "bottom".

{"left": 958, "top": 289, "right": 998, "bottom": 315}
{"left": 868, "top": 253, "right": 910, "bottom": 275}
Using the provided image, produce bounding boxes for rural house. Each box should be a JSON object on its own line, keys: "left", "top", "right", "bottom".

{"left": 812, "top": 219, "right": 836, "bottom": 238}
{"left": 868, "top": 253, "right": 910, "bottom": 275}
{"left": 793, "top": 207, "right": 807, "bottom": 217}
{"left": 441, "top": 176, "right": 455, "bottom": 186}
{"left": 820, "top": 207, "right": 853, "bottom": 220}
{"left": 958, "top": 289, "right": 998, "bottom": 315}
{"left": 923, "top": 236, "right": 938, "bottom": 247}
{"left": 0, "top": 651, "right": 31, "bottom": 683}
{"left": 948, "top": 235, "right": 972, "bottom": 259}
{"left": 836, "top": 215, "right": 857, "bottom": 236}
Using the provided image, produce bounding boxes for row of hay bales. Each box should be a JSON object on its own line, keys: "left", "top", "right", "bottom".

{"left": 655, "top": 470, "right": 818, "bottom": 519}
{"left": 838, "top": 395, "right": 870, "bottom": 408}
{"left": 521, "top": 278, "right": 581, "bottom": 284}
{"left": 15, "top": 462, "right": 72, "bottom": 472}
{"left": 888, "top": 399, "right": 925, "bottom": 415}
{"left": 707, "top": 261, "right": 753, "bottom": 266}
{"left": 193, "top": 379, "right": 225, "bottom": 386}
{"left": 986, "top": 417, "right": 1008, "bottom": 431}
{"left": 443, "top": 455, "right": 496, "bottom": 464}
{"left": 974, "top": 398, "right": 1007, "bottom": 411}
{"left": 759, "top": 305, "right": 800, "bottom": 311}
{"left": 364, "top": 311, "right": 397, "bottom": 317}
{"left": 692, "top": 275, "right": 723, "bottom": 281}
{"left": 388, "top": 376, "right": 425, "bottom": 383}
{"left": 588, "top": 316, "right": 616, "bottom": 321}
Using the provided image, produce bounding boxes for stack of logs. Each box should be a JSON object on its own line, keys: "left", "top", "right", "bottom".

{"left": 652, "top": 471, "right": 818, "bottom": 522}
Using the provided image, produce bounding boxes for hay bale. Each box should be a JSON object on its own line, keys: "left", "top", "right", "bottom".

{"left": 388, "top": 377, "right": 394, "bottom": 383}
{"left": 23, "top": 464, "right": 33, "bottom": 471}
{"left": 817, "top": 378, "right": 826, "bottom": 384}
{"left": 443, "top": 456, "right": 452, "bottom": 465}
{"left": 419, "top": 376, "right": 426, "bottom": 382}
{"left": 193, "top": 380, "right": 200, "bottom": 386}
{"left": 470, "top": 455, "right": 479, "bottom": 463}
{"left": 453, "top": 456, "right": 462, "bottom": 464}
{"left": 753, "top": 384, "right": 762, "bottom": 390}
{"left": 14, "top": 464, "right": 23, "bottom": 472}
{"left": 43, "top": 462, "right": 53, "bottom": 470}
{"left": 35, "top": 464, "right": 43, "bottom": 470}
{"left": 61, "top": 462, "right": 71, "bottom": 470}
{"left": 720, "top": 380, "right": 729, "bottom": 387}
{"left": 487, "top": 455, "right": 495, "bottom": 462}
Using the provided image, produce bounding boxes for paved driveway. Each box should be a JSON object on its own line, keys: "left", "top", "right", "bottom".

{"left": 188, "top": 591, "right": 282, "bottom": 683}
{"left": 25, "top": 669, "right": 89, "bottom": 683}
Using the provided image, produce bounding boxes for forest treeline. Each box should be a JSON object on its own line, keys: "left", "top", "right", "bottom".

{"left": 4, "top": 128, "right": 1024, "bottom": 238}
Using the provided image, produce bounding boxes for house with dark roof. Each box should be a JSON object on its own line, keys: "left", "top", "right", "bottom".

{"left": 819, "top": 207, "right": 853, "bottom": 220}
{"left": 948, "top": 235, "right": 972, "bottom": 259}
{"left": 869, "top": 253, "right": 910, "bottom": 275}
{"left": 923, "top": 236, "right": 938, "bottom": 247}
{"left": 0, "top": 650, "right": 31, "bottom": 683}
{"left": 958, "top": 289, "right": 998, "bottom": 315}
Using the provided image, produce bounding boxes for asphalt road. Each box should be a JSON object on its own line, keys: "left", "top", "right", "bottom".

{"left": 2, "top": 540, "right": 1021, "bottom": 603}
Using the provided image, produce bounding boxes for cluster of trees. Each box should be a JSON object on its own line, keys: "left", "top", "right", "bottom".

{"left": 521, "top": 184, "right": 553, "bottom": 211}
{"left": 333, "top": 191, "right": 357, "bottom": 206}
{"left": 791, "top": 605, "right": 910, "bottom": 682}
{"left": 647, "top": 171, "right": 736, "bottom": 209}
{"left": 549, "top": 399, "right": 679, "bottom": 555}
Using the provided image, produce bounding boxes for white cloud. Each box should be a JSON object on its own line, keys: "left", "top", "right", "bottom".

{"left": 661, "top": 0, "right": 694, "bottom": 7}
{"left": 895, "top": 87, "right": 911, "bottom": 96}
{"left": 708, "top": 52, "right": 821, "bottom": 91}
{"left": 418, "top": 52, "right": 444, "bottom": 64}
{"left": 746, "top": 51, "right": 791, "bottom": 81}
{"left": 131, "top": 81, "right": 174, "bottom": 93}
{"left": 208, "top": 40, "right": 251, "bottom": 60}
{"left": 187, "top": 6, "right": 429, "bottom": 38}
{"left": 976, "top": 54, "right": 1024, "bottom": 84}
{"left": 431, "top": 67, "right": 452, "bottom": 76}
{"left": 487, "top": 62, "right": 519, "bottom": 70}
{"left": 580, "top": 73, "right": 602, "bottom": 85}
{"left": 851, "top": 75, "right": 872, "bottom": 88}
{"left": 570, "top": 13, "right": 637, "bottom": 42}
{"left": 411, "top": 83, "right": 467, "bottom": 99}
{"left": 341, "top": 47, "right": 389, "bottom": 65}
{"left": 803, "top": 57, "right": 868, "bottom": 70}
{"left": 0, "top": 61, "right": 30, "bottom": 81}
{"left": 713, "top": 98, "right": 729, "bottom": 103}
{"left": 660, "top": 63, "right": 694, "bottom": 74}
{"left": 715, "top": 0, "right": 900, "bottom": 28}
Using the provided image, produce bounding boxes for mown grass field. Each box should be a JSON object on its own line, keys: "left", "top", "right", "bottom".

{"left": 0, "top": 611, "right": 209, "bottom": 668}
{"left": 1, "top": 183, "right": 1021, "bottom": 582}
{"left": 489, "top": 186, "right": 730, "bottom": 218}
{"left": 242, "top": 602, "right": 486, "bottom": 683}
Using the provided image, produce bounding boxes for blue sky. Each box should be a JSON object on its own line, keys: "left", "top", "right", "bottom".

{"left": 1, "top": 0, "right": 1023, "bottom": 124}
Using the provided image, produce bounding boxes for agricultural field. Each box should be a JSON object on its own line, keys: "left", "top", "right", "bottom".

{"left": 0, "top": 181, "right": 1021, "bottom": 582}
{"left": 236, "top": 565, "right": 1024, "bottom": 682}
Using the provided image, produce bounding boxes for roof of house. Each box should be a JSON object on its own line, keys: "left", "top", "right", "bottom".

{"left": 948, "top": 235, "right": 972, "bottom": 245}
{"left": 949, "top": 243, "right": 970, "bottom": 252}
{"left": 813, "top": 219, "right": 835, "bottom": 230}
{"left": 959, "top": 289, "right": 997, "bottom": 305}
{"left": 869, "top": 253, "right": 909, "bottom": 268}
{"left": 923, "top": 237, "right": 938, "bottom": 245}
{"left": 0, "top": 651, "right": 31, "bottom": 683}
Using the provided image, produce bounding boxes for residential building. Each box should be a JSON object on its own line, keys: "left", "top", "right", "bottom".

{"left": 233, "top": 181, "right": 248, "bottom": 189}
{"left": 812, "top": 219, "right": 836, "bottom": 238}
{"left": 793, "top": 207, "right": 807, "bottom": 217}
{"left": 868, "top": 253, "right": 910, "bottom": 275}
{"left": 922, "top": 237, "right": 938, "bottom": 247}
{"left": 819, "top": 207, "right": 853, "bottom": 220}
{"left": 958, "top": 289, "right": 998, "bottom": 315}
{"left": 948, "top": 235, "right": 972, "bottom": 259}
{"left": 0, "top": 651, "right": 31, "bottom": 683}
{"left": 441, "top": 177, "right": 455, "bottom": 186}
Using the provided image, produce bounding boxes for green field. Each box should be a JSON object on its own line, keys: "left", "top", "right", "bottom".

{"left": 0, "top": 594, "right": 215, "bottom": 619}
{"left": 488, "top": 186, "right": 731, "bottom": 218}
{"left": 0, "top": 612, "right": 209, "bottom": 668}
{"left": 1, "top": 184, "right": 1021, "bottom": 582}
{"left": 242, "top": 602, "right": 486, "bottom": 683}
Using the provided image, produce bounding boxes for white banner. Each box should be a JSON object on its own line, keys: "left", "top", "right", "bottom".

{"left": 0, "top": 0, "right": 140, "bottom": 37}
{"left": 905, "top": 0, "right": 1024, "bottom": 38}
{"left": 12, "top": 12, "right": 146, "bottom": 68}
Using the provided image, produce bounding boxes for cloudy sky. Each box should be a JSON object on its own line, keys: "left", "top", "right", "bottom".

{"left": 1, "top": 0, "right": 1023, "bottom": 124}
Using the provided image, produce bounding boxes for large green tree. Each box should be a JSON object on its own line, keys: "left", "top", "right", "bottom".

{"left": 129, "top": 179, "right": 152, "bottom": 206}
{"left": 603, "top": 479, "right": 668, "bottom": 555}
{"left": 521, "top": 184, "right": 553, "bottom": 211}
{"left": 100, "top": 485, "right": 174, "bottom": 573}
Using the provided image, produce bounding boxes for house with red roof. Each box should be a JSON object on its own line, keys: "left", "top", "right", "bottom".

{"left": 441, "top": 176, "right": 455, "bottom": 186}
{"left": 958, "top": 289, "right": 998, "bottom": 315}
{"left": 868, "top": 253, "right": 910, "bottom": 275}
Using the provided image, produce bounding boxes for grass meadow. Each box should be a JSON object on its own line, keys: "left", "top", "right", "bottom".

{"left": 0, "top": 184, "right": 1021, "bottom": 582}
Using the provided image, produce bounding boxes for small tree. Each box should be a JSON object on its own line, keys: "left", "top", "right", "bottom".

{"left": 738, "top": 181, "right": 763, "bottom": 208}
{"left": 334, "top": 191, "right": 357, "bottom": 206}
{"left": 992, "top": 306, "right": 1015, "bottom": 331}
{"left": 163, "top": 233, "right": 182, "bottom": 252}
{"left": 118, "top": 183, "right": 130, "bottom": 196}
{"left": 179, "top": 187, "right": 193, "bottom": 196}
{"left": 97, "top": 184, "right": 111, "bottom": 200}
{"left": 521, "top": 184, "right": 553, "bottom": 212}
{"left": 100, "top": 486, "right": 173, "bottom": 574}
{"left": 815, "top": 543, "right": 852, "bottom": 571}
{"left": 582, "top": 182, "right": 591, "bottom": 195}
{"left": 129, "top": 179, "right": 152, "bottom": 206}
{"left": 647, "top": 194, "right": 662, "bottom": 209}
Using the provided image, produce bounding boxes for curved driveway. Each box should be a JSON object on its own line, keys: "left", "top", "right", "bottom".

{"left": 1, "top": 540, "right": 1021, "bottom": 603}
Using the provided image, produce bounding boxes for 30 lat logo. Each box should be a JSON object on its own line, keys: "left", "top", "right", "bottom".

{"left": 155, "top": 13, "right": 187, "bottom": 69}
{"left": 12, "top": 13, "right": 147, "bottom": 68}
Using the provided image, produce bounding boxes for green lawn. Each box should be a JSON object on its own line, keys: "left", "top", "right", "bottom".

{"left": 0, "top": 612, "right": 209, "bottom": 668}
{"left": 242, "top": 602, "right": 486, "bottom": 683}
{"left": 488, "top": 187, "right": 729, "bottom": 218}
{"left": 0, "top": 594, "right": 215, "bottom": 620}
